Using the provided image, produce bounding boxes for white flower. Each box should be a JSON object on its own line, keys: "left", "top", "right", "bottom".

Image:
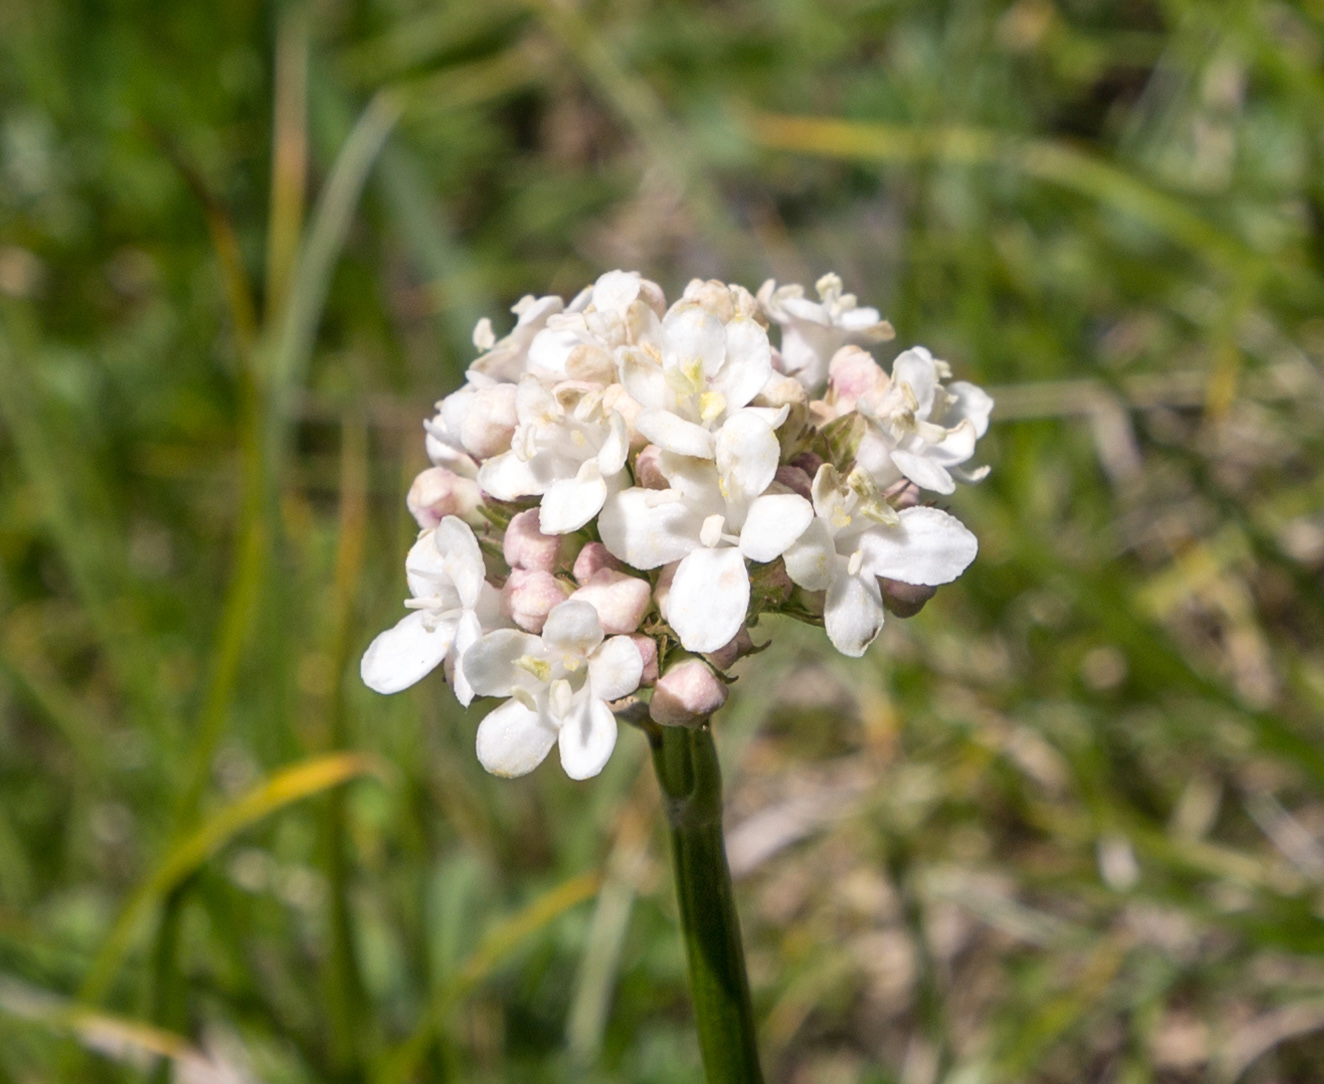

{"left": 477, "top": 377, "right": 630, "bottom": 533}
{"left": 759, "top": 273, "right": 894, "bottom": 392}
{"left": 619, "top": 303, "right": 781, "bottom": 460}
{"left": 599, "top": 412, "right": 812, "bottom": 653}
{"left": 361, "top": 517, "right": 502, "bottom": 701}
{"left": 782, "top": 466, "right": 978, "bottom": 657}
{"left": 462, "top": 600, "right": 643, "bottom": 779}
{"left": 522, "top": 270, "right": 665, "bottom": 381}
{"left": 469, "top": 293, "right": 566, "bottom": 382}
{"left": 853, "top": 346, "right": 994, "bottom": 496}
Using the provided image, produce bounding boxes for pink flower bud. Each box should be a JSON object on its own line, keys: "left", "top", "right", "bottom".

{"left": 569, "top": 570, "right": 651, "bottom": 634}
{"left": 573, "top": 541, "right": 625, "bottom": 585}
{"left": 650, "top": 657, "right": 729, "bottom": 727}
{"left": 633, "top": 444, "right": 668, "bottom": 490}
{"left": 406, "top": 467, "right": 482, "bottom": 528}
{"left": 459, "top": 384, "right": 518, "bottom": 460}
{"left": 503, "top": 508, "right": 563, "bottom": 572}
{"left": 880, "top": 578, "right": 937, "bottom": 618}
{"left": 631, "top": 635, "right": 659, "bottom": 686}
{"left": 828, "top": 345, "right": 888, "bottom": 412}
{"left": 500, "top": 569, "right": 571, "bottom": 633}
{"left": 705, "top": 627, "right": 755, "bottom": 671}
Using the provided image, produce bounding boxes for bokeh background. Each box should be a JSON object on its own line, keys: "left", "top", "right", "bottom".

{"left": 3, "top": 0, "right": 1324, "bottom": 1081}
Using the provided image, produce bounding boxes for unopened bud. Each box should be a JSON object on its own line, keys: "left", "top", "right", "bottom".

{"left": 792, "top": 450, "right": 824, "bottom": 478}
{"left": 650, "top": 657, "right": 729, "bottom": 727}
{"left": 773, "top": 465, "right": 813, "bottom": 501}
{"left": 882, "top": 479, "right": 921, "bottom": 510}
{"left": 880, "top": 578, "right": 937, "bottom": 618}
{"left": 570, "top": 570, "right": 651, "bottom": 634}
{"left": 573, "top": 541, "right": 625, "bottom": 584}
{"left": 460, "top": 384, "right": 518, "bottom": 460}
{"left": 503, "top": 508, "right": 563, "bottom": 572}
{"left": 565, "top": 344, "right": 615, "bottom": 384}
{"left": 631, "top": 635, "right": 659, "bottom": 686}
{"left": 407, "top": 467, "right": 482, "bottom": 528}
{"left": 501, "top": 569, "right": 572, "bottom": 632}
{"left": 828, "top": 345, "right": 888, "bottom": 413}
{"left": 634, "top": 444, "right": 668, "bottom": 490}
{"left": 705, "top": 627, "right": 755, "bottom": 671}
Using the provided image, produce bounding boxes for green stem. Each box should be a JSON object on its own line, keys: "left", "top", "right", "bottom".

{"left": 648, "top": 723, "right": 763, "bottom": 1084}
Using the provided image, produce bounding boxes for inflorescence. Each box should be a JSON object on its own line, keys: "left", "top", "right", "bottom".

{"left": 362, "top": 272, "right": 992, "bottom": 780}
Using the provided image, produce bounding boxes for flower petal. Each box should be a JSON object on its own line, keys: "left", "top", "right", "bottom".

{"left": 404, "top": 530, "right": 450, "bottom": 600}
{"left": 360, "top": 610, "right": 455, "bottom": 694}
{"left": 598, "top": 410, "right": 629, "bottom": 476}
{"left": 662, "top": 306, "right": 726, "bottom": 378}
{"left": 598, "top": 489, "right": 703, "bottom": 569}
{"left": 667, "top": 546, "right": 749, "bottom": 654}
{"left": 947, "top": 381, "right": 993, "bottom": 438}
{"left": 526, "top": 325, "right": 581, "bottom": 376}
{"left": 558, "top": 697, "right": 618, "bottom": 780}
{"left": 891, "top": 347, "right": 939, "bottom": 418}
{"left": 739, "top": 493, "right": 814, "bottom": 563}
{"left": 539, "top": 471, "right": 607, "bottom": 534}
{"left": 857, "top": 506, "right": 978, "bottom": 585}
{"left": 589, "top": 635, "right": 645, "bottom": 701}
{"left": 542, "top": 600, "right": 604, "bottom": 656}
{"left": 635, "top": 409, "right": 715, "bottom": 459}
{"left": 782, "top": 517, "right": 836, "bottom": 591}
{"left": 592, "top": 269, "right": 640, "bottom": 312}
{"left": 619, "top": 346, "right": 669, "bottom": 410}
{"left": 713, "top": 317, "right": 773, "bottom": 410}
{"left": 477, "top": 450, "right": 547, "bottom": 500}
{"left": 824, "top": 569, "right": 884, "bottom": 658}
{"left": 449, "top": 610, "right": 484, "bottom": 707}
{"left": 476, "top": 698, "right": 558, "bottom": 777}
{"left": 715, "top": 411, "right": 779, "bottom": 510}
{"left": 436, "top": 516, "right": 486, "bottom": 610}
{"left": 889, "top": 449, "right": 955, "bottom": 495}
{"left": 462, "top": 629, "right": 544, "bottom": 698}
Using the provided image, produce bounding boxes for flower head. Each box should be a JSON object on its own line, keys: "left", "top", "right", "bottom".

{"left": 363, "top": 270, "right": 992, "bottom": 780}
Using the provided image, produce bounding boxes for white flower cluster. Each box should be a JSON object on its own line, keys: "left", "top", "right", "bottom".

{"left": 363, "top": 271, "right": 992, "bottom": 780}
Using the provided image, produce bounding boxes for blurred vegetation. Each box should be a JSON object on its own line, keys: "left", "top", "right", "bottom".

{"left": 2, "top": 0, "right": 1324, "bottom": 1081}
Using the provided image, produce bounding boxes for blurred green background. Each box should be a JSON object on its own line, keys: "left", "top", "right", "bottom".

{"left": 3, "top": 0, "right": 1324, "bottom": 1081}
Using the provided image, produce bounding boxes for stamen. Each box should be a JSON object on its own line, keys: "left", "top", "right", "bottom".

{"left": 515, "top": 655, "right": 552, "bottom": 683}
{"left": 847, "top": 549, "right": 864, "bottom": 576}
{"left": 698, "top": 391, "right": 726, "bottom": 423}
{"left": 549, "top": 679, "right": 573, "bottom": 719}
{"left": 700, "top": 514, "right": 726, "bottom": 549}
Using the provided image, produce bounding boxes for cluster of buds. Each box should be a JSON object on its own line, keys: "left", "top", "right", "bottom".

{"left": 363, "top": 272, "right": 992, "bottom": 780}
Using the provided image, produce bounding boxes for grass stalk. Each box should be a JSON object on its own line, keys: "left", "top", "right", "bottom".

{"left": 648, "top": 723, "right": 763, "bottom": 1084}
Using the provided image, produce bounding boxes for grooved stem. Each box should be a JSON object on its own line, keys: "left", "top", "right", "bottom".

{"left": 649, "top": 723, "right": 763, "bottom": 1084}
